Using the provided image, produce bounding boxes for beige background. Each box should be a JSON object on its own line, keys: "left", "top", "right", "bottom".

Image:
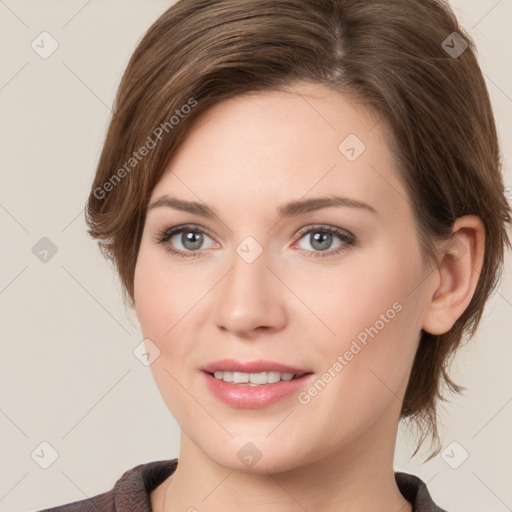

{"left": 0, "top": 1, "right": 511, "bottom": 511}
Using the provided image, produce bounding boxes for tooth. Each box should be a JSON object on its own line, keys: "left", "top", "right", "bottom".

{"left": 248, "top": 372, "right": 268, "bottom": 384}
{"left": 233, "top": 372, "right": 249, "bottom": 383}
{"left": 267, "top": 371, "right": 281, "bottom": 383}
{"left": 211, "top": 370, "right": 300, "bottom": 384}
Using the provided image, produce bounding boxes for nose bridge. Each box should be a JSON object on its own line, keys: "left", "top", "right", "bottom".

{"left": 224, "top": 234, "right": 273, "bottom": 308}
{"left": 213, "top": 233, "right": 286, "bottom": 335}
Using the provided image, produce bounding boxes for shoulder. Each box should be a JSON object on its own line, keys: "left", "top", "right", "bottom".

{"left": 33, "top": 488, "right": 114, "bottom": 512}
{"left": 33, "top": 458, "right": 178, "bottom": 512}
{"left": 395, "top": 472, "right": 449, "bottom": 512}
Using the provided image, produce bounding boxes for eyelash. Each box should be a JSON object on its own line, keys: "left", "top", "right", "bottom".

{"left": 152, "top": 223, "right": 356, "bottom": 260}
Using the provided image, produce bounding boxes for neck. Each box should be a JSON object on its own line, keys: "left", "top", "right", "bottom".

{"left": 154, "top": 413, "right": 412, "bottom": 512}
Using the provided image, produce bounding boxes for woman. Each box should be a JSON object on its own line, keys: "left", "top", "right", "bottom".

{"left": 40, "top": 0, "right": 511, "bottom": 511}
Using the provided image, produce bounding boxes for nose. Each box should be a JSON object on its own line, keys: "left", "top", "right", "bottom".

{"left": 212, "top": 245, "right": 287, "bottom": 339}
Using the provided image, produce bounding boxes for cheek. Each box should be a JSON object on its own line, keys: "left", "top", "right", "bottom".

{"left": 133, "top": 245, "right": 205, "bottom": 381}
{"left": 134, "top": 247, "right": 195, "bottom": 421}
{"left": 311, "top": 238, "right": 424, "bottom": 416}
{"left": 133, "top": 245, "right": 186, "bottom": 339}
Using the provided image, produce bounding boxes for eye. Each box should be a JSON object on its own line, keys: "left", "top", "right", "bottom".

{"left": 294, "top": 224, "right": 355, "bottom": 258}
{"left": 152, "top": 223, "right": 356, "bottom": 259}
{"left": 152, "top": 224, "right": 217, "bottom": 259}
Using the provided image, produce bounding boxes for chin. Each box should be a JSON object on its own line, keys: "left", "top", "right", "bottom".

{"left": 201, "top": 439, "right": 309, "bottom": 475}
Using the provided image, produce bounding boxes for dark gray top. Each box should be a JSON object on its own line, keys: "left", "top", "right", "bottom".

{"left": 36, "top": 458, "right": 448, "bottom": 511}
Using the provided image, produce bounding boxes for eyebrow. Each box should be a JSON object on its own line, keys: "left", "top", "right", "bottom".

{"left": 147, "top": 194, "right": 377, "bottom": 218}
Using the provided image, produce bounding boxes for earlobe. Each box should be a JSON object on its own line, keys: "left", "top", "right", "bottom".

{"left": 421, "top": 215, "right": 485, "bottom": 335}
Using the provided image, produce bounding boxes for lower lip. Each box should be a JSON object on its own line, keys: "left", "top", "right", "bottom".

{"left": 202, "top": 371, "right": 314, "bottom": 408}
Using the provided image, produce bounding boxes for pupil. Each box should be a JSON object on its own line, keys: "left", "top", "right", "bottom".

{"left": 312, "top": 231, "right": 331, "bottom": 251}
{"left": 183, "top": 230, "right": 203, "bottom": 250}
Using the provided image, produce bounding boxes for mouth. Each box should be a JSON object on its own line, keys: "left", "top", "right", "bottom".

{"left": 200, "top": 358, "right": 312, "bottom": 384}
{"left": 200, "top": 359, "right": 315, "bottom": 408}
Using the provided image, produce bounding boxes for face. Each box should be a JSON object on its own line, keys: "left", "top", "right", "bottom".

{"left": 134, "top": 81, "right": 431, "bottom": 473}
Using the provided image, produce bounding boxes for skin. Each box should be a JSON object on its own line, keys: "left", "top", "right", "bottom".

{"left": 133, "top": 81, "right": 484, "bottom": 512}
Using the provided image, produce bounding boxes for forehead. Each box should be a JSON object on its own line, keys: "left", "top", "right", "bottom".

{"left": 150, "top": 82, "right": 408, "bottom": 221}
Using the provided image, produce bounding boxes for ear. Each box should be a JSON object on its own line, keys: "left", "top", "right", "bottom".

{"left": 421, "top": 215, "right": 485, "bottom": 335}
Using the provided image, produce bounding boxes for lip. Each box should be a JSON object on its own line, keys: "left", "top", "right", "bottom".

{"left": 200, "top": 358, "right": 311, "bottom": 375}
{"left": 200, "top": 359, "right": 315, "bottom": 409}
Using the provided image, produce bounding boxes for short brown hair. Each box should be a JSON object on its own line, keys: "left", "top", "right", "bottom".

{"left": 85, "top": 0, "right": 512, "bottom": 459}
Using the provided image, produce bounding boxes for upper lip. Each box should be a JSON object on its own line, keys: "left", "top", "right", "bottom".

{"left": 201, "top": 359, "right": 312, "bottom": 375}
